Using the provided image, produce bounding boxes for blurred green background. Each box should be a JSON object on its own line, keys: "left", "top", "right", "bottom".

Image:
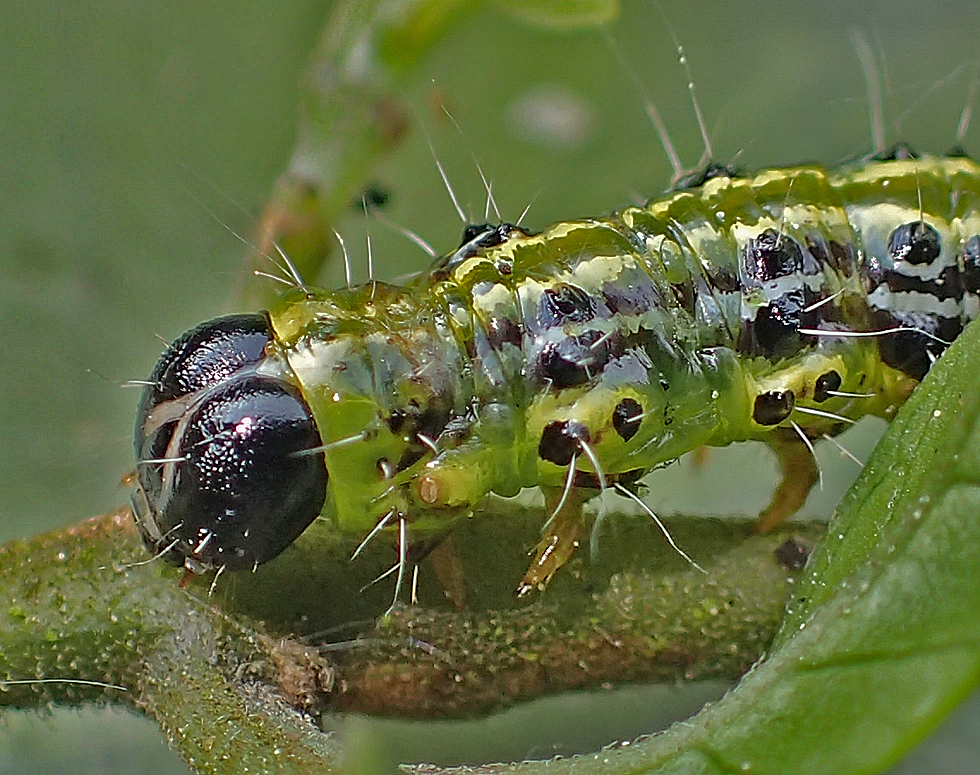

{"left": 2, "top": 0, "right": 979, "bottom": 772}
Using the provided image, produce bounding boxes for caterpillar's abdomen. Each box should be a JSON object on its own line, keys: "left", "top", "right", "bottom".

{"left": 432, "top": 155, "right": 980, "bottom": 494}
{"left": 133, "top": 151, "right": 980, "bottom": 589}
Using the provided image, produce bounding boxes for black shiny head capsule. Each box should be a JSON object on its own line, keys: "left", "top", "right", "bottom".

{"left": 132, "top": 313, "right": 327, "bottom": 574}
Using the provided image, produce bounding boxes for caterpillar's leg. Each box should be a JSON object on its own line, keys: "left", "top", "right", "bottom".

{"left": 427, "top": 534, "right": 467, "bottom": 611}
{"left": 754, "top": 435, "right": 819, "bottom": 533}
{"left": 517, "top": 486, "right": 589, "bottom": 597}
{"left": 397, "top": 527, "right": 467, "bottom": 610}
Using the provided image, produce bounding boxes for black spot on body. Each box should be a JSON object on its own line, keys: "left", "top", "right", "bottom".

{"left": 746, "top": 302, "right": 799, "bottom": 356}
{"left": 805, "top": 237, "right": 831, "bottom": 270}
{"left": 962, "top": 236, "right": 980, "bottom": 293}
{"left": 869, "top": 143, "right": 919, "bottom": 161}
{"left": 458, "top": 222, "right": 532, "bottom": 251}
{"left": 612, "top": 398, "right": 643, "bottom": 441}
{"left": 872, "top": 309, "right": 960, "bottom": 380}
{"left": 387, "top": 400, "right": 453, "bottom": 471}
{"left": 536, "top": 330, "right": 625, "bottom": 389}
{"left": 884, "top": 263, "right": 962, "bottom": 301}
{"left": 459, "top": 223, "right": 493, "bottom": 247}
{"left": 888, "top": 221, "right": 941, "bottom": 266}
{"left": 427, "top": 263, "right": 452, "bottom": 282}
{"left": 540, "top": 283, "right": 596, "bottom": 326}
{"left": 737, "top": 288, "right": 819, "bottom": 360}
{"left": 602, "top": 274, "right": 661, "bottom": 315}
{"left": 431, "top": 223, "right": 536, "bottom": 276}
{"left": 814, "top": 371, "right": 842, "bottom": 402}
{"left": 538, "top": 344, "right": 589, "bottom": 389}
{"left": 486, "top": 316, "right": 523, "bottom": 350}
{"left": 670, "top": 161, "right": 742, "bottom": 191}
{"left": 538, "top": 421, "right": 590, "bottom": 466}
{"left": 753, "top": 390, "right": 795, "bottom": 426}
{"left": 743, "top": 229, "right": 803, "bottom": 283}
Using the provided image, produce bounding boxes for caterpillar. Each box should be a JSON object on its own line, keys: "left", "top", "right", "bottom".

{"left": 131, "top": 143, "right": 980, "bottom": 599}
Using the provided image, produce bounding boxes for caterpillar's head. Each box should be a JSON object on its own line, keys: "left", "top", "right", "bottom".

{"left": 133, "top": 284, "right": 467, "bottom": 577}
{"left": 132, "top": 313, "right": 328, "bottom": 575}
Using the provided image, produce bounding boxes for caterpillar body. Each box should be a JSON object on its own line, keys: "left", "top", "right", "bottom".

{"left": 132, "top": 145, "right": 980, "bottom": 596}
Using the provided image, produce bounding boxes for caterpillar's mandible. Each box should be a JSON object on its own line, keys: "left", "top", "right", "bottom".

{"left": 131, "top": 145, "right": 980, "bottom": 597}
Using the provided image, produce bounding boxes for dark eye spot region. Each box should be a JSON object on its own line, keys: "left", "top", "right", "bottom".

{"left": 538, "top": 421, "right": 590, "bottom": 466}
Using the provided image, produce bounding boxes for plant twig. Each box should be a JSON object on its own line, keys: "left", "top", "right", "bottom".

{"left": 0, "top": 504, "right": 819, "bottom": 771}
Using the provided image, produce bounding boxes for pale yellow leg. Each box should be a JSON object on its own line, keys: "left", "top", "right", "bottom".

{"left": 517, "top": 487, "right": 589, "bottom": 597}
{"left": 754, "top": 435, "right": 819, "bottom": 534}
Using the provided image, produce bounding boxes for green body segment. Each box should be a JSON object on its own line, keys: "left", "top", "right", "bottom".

{"left": 267, "top": 153, "right": 980, "bottom": 537}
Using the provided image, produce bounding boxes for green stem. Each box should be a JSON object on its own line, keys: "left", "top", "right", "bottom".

{"left": 232, "top": 0, "right": 484, "bottom": 311}
{"left": 0, "top": 505, "right": 817, "bottom": 772}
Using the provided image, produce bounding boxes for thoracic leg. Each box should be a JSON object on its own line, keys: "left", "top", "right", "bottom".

{"left": 517, "top": 486, "right": 589, "bottom": 596}
{"left": 754, "top": 435, "right": 819, "bottom": 533}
